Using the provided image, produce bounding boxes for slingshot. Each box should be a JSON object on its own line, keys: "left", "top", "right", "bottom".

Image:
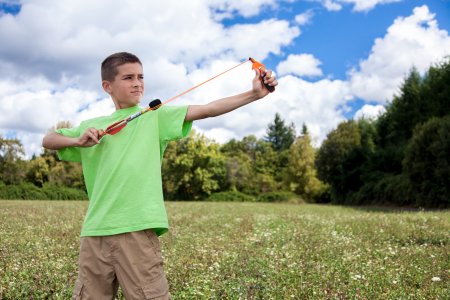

{"left": 99, "top": 57, "right": 274, "bottom": 139}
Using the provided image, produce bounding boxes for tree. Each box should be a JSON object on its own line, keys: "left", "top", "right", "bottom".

{"left": 26, "top": 157, "right": 49, "bottom": 187}
{"left": 313, "top": 58, "right": 450, "bottom": 207}
{"left": 43, "top": 121, "right": 85, "bottom": 190}
{"left": 221, "top": 137, "right": 257, "bottom": 194}
{"left": 0, "top": 136, "right": 26, "bottom": 185}
{"left": 285, "top": 133, "right": 327, "bottom": 201}
{"left": 375, "top": 60, "right": 450, "bottom": 175}
{"left": 221, "top": 135, "right": 259, "bottom": 160}
{"left": 221, "top": 135, "right": 279, "bottom": 194}
{"left": 265, "top": 113, "right": 296, "bottom": 152}
{"left": 367, "top": 59, "right": 450, "bottom": 206}
{"left": 316, "top": 120, "right": 361, "bottom": 203}
{"left": 403, "top": 116, "right": 450, "bottom": 208}
{"left": 375, "top": 68, "right": 422, "bottom": 174}
{"left": 253, "top": 140, "right": 279, "bottom": 193}
{"left": 420, "top": 58, "right": 450, "bottom": 119}
{"left": 223, "top": 151, "right": 254, "bottom": 193}
{"left": 301, "top": 123, "right": 309, "bottom": 136}
{"left": 48, "top": 161, "right": 85, "bottom": 189}
{"left": 162, "top": 131, "right": 226, "bottom": 199}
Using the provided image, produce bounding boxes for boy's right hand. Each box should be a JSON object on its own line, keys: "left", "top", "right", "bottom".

{"left": 77, "top": 128, "right": 105, "bottom": 147}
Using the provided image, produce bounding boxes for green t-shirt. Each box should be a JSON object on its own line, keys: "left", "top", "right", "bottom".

{"left": 56, "top": 105, "right": 192, "bottom": 237}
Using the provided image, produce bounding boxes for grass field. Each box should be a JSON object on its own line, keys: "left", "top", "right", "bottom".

{"left": 0, "top": 200, "right": 448, "bottom": 299}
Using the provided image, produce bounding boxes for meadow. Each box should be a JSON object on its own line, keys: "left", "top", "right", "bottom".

{"left": 0, "top": 200, "right": 448, "bottom": 299}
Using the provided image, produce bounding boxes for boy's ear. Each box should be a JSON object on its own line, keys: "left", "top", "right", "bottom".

{"left": 102, "top": 80, "right": 112, "bottom": 94}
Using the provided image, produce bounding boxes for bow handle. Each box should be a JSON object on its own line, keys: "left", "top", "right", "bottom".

{"left": 249, "top": 57, "right": 275, "bottom": 93}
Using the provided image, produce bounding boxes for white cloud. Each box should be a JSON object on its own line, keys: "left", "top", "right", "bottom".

{"left": 349, "top": 5, "right": 450, "bottom": 103}
{"left": 196, "top": 127, "right": 240, "bottom": 144}
{"left": 0, "top": 0, "right": 299, "bottom": 157}
{"left": 344, "top": 0, "right": 401, "bottom": 12}
{"left": 0, "top": 87, "right": 99, "bottom": 133}
{"left": 0, "top": 84, "right": 102, "bottom": 156}
{"left": 0, "top": 0, "right": 297, "bottom": 86}
{"left": 209, "top": 0, "right": 277, "bottom": 19}
{"left": 354, "top": 104, "right": 386, "bottom": 120}
{"left": 322, "top": 0, "right": 342, "bottom": 11}
{"left": 1, "top": 1, "right": 449, "bottom": 159}
{"left": 264, "top": 75, "right": 353, "bottom": 145}
{"left": 223, "top": 19, "right": 300, "bottom": 61}
{"left": 295, "top": 10, "right": 314, "bottom": 25}
{"left": 320, "top": 0, "right": 401, "bottom": 12}
{"left": 171, "top": 56, "right": 352, "bottom": 146}
{"left": 276, "top": 54, "right": 323, "bottom": 78}
{"left": 196, "top": 73, "right": 353, "bottom": 146}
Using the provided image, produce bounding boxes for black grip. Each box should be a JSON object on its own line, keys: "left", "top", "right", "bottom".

{"left": 260, "top": 72, "right": 275, "bottom": 93}
{"left": 149, "top": 99, "right": 162, "bottom": 109}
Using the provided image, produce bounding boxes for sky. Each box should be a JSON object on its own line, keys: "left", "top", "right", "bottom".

{"left": 0, "top": 0, "right": 449, "bottom": 158}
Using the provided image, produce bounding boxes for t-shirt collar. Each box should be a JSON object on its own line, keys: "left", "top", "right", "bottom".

{"left": 111, "top": 105, "right": 141, "bottom": 118}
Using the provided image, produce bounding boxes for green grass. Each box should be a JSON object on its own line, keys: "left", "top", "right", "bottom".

{"left": 0, "top": 201, "right": 448, "bottom": 299}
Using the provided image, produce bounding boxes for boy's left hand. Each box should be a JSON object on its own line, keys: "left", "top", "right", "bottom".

{"left": 252, "top": 69, "right": 278, "bottom": 99}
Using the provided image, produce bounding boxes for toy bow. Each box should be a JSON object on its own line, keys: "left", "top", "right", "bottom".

{"left": 100, "top": 57, "right": 274, "bottom": 139}
{"left": 249, "top": 57, "right": 275, "bottom": 92}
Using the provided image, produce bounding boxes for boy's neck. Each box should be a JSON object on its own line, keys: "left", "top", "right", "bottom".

{"left": 114, "top": 102, "right": 138, "bottom": 110}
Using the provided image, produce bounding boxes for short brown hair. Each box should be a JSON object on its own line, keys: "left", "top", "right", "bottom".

{"left": 101, "top": 52, "right": 142, "bottom": 81}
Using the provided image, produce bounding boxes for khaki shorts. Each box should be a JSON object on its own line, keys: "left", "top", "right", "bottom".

{"left": 72, "top": 229, "right": 170, "bottom": 300}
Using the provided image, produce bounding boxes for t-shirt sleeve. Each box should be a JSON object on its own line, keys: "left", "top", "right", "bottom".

{"left": 55, "top": 126, "right": 82, "bottom": 162}
{"left": 158, "top": 105, "right": 192, "bottom": 142}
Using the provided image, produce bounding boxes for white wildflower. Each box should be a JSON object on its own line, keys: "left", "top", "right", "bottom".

{"left": 431, "top": 277, "right": 441, "bottom": 282}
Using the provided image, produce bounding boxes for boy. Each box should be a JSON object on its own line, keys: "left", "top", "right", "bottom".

{"left": 42, "top": 52, "right": 277, "bottom": 299}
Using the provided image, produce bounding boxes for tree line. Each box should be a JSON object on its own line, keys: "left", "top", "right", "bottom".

{"left": 316, "top": 59, "right": 449, "bottom": 208}
{"left": 1, "top": 58, "right": 449, "bottom": 207}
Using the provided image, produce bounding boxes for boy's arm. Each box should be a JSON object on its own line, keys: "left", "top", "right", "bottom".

{"left": 185, "top": 69, "right": 277, "bottom": 121}
{"left": 42, "top": 128, "right": 104, "bottom": 150}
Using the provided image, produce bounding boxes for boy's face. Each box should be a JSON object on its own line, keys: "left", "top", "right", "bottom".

{"left": 102, "top": 62, "right": 144, "bottom": 109}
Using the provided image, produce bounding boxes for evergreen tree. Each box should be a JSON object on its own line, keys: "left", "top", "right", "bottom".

{"left": 264, "top": 113, "right": 296, "bottom": 152}
{"left": 404, "top": 116, "right": 450, "bottom": 208}
{"left": 320, "top": 58, "right": 450, "bottom": 207}
{"left": 420, "top": 59, "right": 450, "bottom": 119}
{"left": 375, "top": 68, "right": 422, "bottom": 174}
{"left": 301, "top": 123, "right": 309, "bottom": 136}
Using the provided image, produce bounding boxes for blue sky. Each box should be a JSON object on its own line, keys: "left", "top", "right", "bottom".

{"left": 0, "top": 0, "right": 449, "bottom": 157}
{"left": 219, "top": 1, "right": 450, "bottom": 72}
{"left": 260, "top": 0, "right": 450, "bottom": 118}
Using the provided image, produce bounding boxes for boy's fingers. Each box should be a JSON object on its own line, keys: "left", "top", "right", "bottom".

{"left": 87, "top": 128, "right": 100, "bottom": 144}
{"left": 253, "top": 68, "right": 261, "bottom": 79}
{"left": 263, "top": 70, "right": 274, "bottom": 82}
{"left": 264, "top": 70, "right": 278, "bottom": 87}
{"left": 92, "top": 131, "right": 100, "bottom": 144}
{"left": 266, "top": 76, "right": 277, "bottom": 84}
